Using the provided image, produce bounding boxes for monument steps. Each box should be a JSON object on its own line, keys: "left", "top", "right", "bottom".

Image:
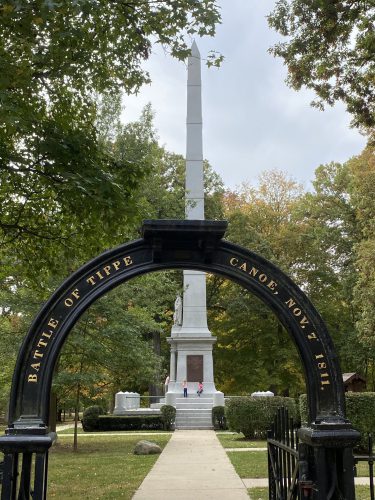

{"left": 175, "top": 395, "right": 214, "bottom": 429}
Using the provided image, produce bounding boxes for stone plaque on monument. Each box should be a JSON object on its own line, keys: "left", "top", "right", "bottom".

{"left": 187, "top": 355, "right": 203, "bottom": 382}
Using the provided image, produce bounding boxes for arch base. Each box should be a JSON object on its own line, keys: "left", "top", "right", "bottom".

{"left": 298, "top": 425, "right": 360, "bottom": 499}
{"left": 0, "top": 433, "right": 54, "bottom": 499}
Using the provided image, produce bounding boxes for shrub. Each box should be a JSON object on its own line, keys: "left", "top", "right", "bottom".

{"left": 83, "top": 414, "right": 164, "bottom": 432}
{"left": 346, "top": 393, "right": 375, "bottom": 450}
{"left": 82, "top": 405, "right": 105, "bottom": 432}
{"left": 212, "top": 406, "right": 227, "bottom": 430}
{"left": 160, "top": 405, "right": 176, "bottom": 430}
{"left": 225, "top": 397, "right": 297, "bottom": 439}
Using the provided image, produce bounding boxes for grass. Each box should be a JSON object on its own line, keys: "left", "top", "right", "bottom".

{"left": 248, "top": 487, "right": 268, "bottom": 499}
{"left": 227, "top": 450, "right": 268, "bottom": 478}
{"left": 356, "top": 461, "right": 371, "bottom": 477}
{"left": 356, "top": 485, "right": 373, "bottom": 499}
{"left": 216, "top": 432, "right": 266, "bottom": 448}
{"left": 48, "top": 433, "right": 171, "bottom": 498}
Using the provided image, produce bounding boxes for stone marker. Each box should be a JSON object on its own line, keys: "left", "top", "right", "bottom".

{"left": 134, "top": 440, "right": 162, "bottom": 455}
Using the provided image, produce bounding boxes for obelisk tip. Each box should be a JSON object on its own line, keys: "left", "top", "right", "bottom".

{"left": 191, "top": 40, "right": 200, "bottom": 58}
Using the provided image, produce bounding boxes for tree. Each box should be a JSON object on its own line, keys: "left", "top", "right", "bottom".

{"left": 290, "top": 160, "right": 362, "bottom": 377}
{"left": 0, "top": 0, "right": 222, "bottom": 260}
{"left": 349, "top": 144, "right": 375, "bottom": 387}
{"left": 208, "top": 170, "right": 306, "bottom": 395}
{"left": 268, "top": 0, "right": 375, "bottom": 130}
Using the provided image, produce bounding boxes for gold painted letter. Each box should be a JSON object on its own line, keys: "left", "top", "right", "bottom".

{"left": 48, "top": 318, "right": 59, "bottom": 329}
{"left": 123, "top": 256, "right": 133, "bottom": 266}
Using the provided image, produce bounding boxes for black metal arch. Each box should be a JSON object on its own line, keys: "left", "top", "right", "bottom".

{"left": 0, "top": 220, "right": 360, "bottom": 500}
{"left": 8, "top": 219, "right": 346, "bottom": 428}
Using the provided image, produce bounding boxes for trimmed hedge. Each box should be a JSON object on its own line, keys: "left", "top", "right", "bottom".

{"left": 82, "top": 410, "right": 164, "bottom": 432}
{"left": 212, "top": 406, "right": 227, "bottom": 430}
{"left": 225, "top": 396, "right": 297, "bottom": 439}
{"left": 160, "top": 405, "right": 176, "bottom": 430}
{"left": 300, "top": 392, "right": 375, "bottom": 450}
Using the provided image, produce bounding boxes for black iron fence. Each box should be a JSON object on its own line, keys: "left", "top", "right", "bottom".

{"left": 354, "top": 434, "right": 375, "bottom": 500}
{"left": 267, "top": 407, "right": 301, "bottom": 499}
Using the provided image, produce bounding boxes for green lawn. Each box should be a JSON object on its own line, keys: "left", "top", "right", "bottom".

{"left": 356, "top": 485, "right": 373, "bottom": 499}
{"left": 356, "top": 460, "right": 371, "bottom": 477}
{"left": 48, "top": 434, "right": 171, "bottom": 498}
{"left": 216, "top": 432, "right": 266, "bottom": 448}
{"left": 248, "top": 487, "right": 268, "bottom": 499}
{"left": 227, "top": 450, "right": 268, "bottom": 478}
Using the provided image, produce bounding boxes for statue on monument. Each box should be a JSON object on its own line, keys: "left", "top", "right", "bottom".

{"left": 173, "top": 294, "right": 183, "bottom": 326}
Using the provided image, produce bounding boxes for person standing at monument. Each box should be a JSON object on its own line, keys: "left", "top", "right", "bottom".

{"left": 182, "top": 380, "right": 188, "bottom": 398}
{"left": 197, "top": 381, "right": 203, "bottom": 397}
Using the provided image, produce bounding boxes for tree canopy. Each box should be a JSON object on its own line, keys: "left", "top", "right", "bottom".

{"left": 0, "top": 0, "right": 221, "bottom": 260}
{"left": 268, "top": 0, "right": 375, "bottom": 131}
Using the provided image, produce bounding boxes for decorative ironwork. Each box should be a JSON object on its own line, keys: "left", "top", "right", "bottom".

{"left": 267, "top": 407, "right": 300, "bottom": 499}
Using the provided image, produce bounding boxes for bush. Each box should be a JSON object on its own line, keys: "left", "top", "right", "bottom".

{"left": 212, "top": 406, "right": 227, "bottom": 430}
{"left": 160, "top": 405, "right": 176, "bottom": 431}
{"left": 225, "top": 397, "right": 297, "bottom": 439}
{"left": 83, "top": 414, "right": 164, "bottom": 432}
{"left": 82, "top": 405, "right": 105, "bottom": 432}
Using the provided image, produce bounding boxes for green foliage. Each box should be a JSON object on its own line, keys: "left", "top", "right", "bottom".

{"left": 212, "top": 406, "right": 227, "bottom": 430}
{"left": 300, "top": 392, "right": 375, "bottom": 451}
{"left": 225, "top": 397, "right": 297, "bottom": 439}
{"left": 160, "top": 405, "right": 176, "bottom": 431}
{"left": 210, "top": 171, "right": 306, "bottom": 396}
{"left": 0, "top": 0, "right": 222, "bottom": 282}
{"left": 83, "top": 415, "right": 164, "bottom": 432}
{"left": 345, "top": 393, "right": 375, "bottom": 450}
{"left": 0, "top": 0, "right": 221, "bottom": 188}
{"left": 268, "top": 0, "right": 375, "bottom": 130}
{"left": 53, "top": 283, "right": 165, "bottom": 412}
{"left": 81, "top": 405, "right": 105, "bottom": 432}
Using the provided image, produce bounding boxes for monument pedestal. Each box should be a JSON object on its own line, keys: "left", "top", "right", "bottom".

{"left": 167, "top": 334, "right": 217, "bottom": 393}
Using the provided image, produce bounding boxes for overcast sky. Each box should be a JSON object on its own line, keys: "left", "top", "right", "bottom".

{"left": 121, "top": 0, "right": 367, "bottom": 191}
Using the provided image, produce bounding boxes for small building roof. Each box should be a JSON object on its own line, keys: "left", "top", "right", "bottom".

{"left": 342, "top": 372, "right": 366, "bottom": 383}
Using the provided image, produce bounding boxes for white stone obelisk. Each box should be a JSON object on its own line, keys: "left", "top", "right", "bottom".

{"left": 166, "top": 42, "right": 220, "bottom": 402}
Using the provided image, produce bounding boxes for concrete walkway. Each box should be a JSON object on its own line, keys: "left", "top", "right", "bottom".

{"left": 132, "top": 430, "right": 249, "bottom": 499}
